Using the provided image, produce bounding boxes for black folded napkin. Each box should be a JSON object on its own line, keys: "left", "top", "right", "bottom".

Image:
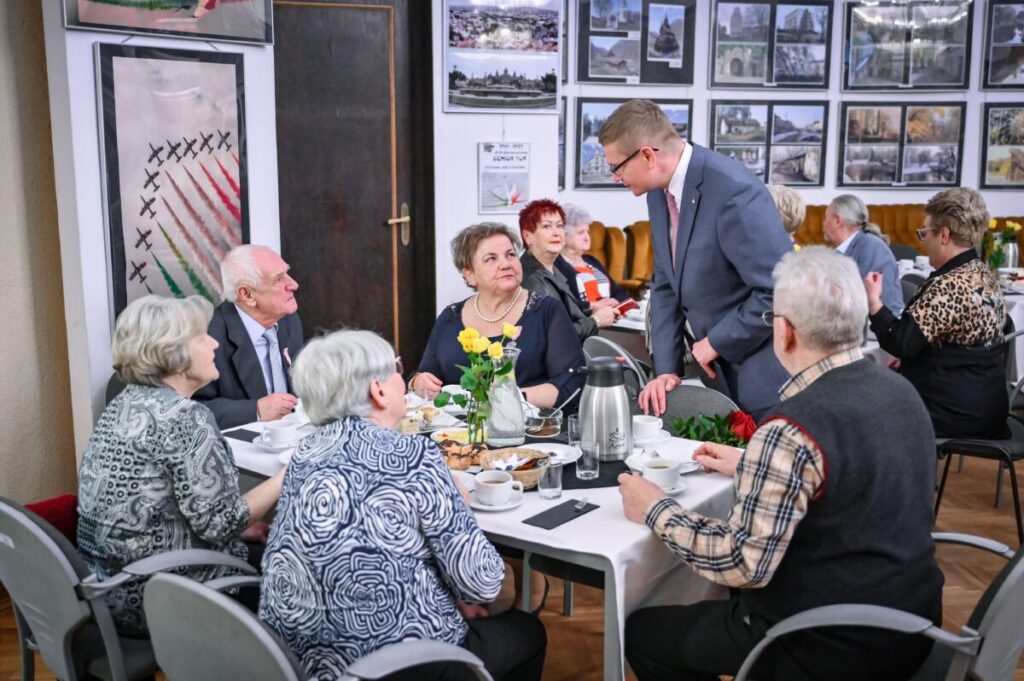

{"left": 225, "top": 429, "right": 261, "bottom": 443}
{"left": 561, "top": 460, "right": 630, "bottom": 490}
{"left": 522, "top": 499, "right": 599, "bottom": 530}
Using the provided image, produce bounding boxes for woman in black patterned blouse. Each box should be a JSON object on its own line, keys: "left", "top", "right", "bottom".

{"left": 866, "top": 188, "right": 1008, "bottom": 438}
{"left": 77, "top": 295, "right": 285, "bottom": 634}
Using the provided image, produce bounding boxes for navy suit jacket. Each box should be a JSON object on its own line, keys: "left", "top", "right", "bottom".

{"left": 843, "top": 230, "right": 904, "bottom": 314}
{"left": 647, "top": 143, "right": 792, "bottom": 415}
{"left": 194, "top": 302, "right": 305, "bottom": 429}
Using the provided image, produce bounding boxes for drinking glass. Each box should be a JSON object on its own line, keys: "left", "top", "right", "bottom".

{"left": 571, "top": 414, "right": 600, "bottom": 480}
{"left": 538, "top": 461, "right": 563, "bottom": 499}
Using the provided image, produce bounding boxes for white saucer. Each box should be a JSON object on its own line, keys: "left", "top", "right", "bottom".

{"left": 633, "top": 429, "right": 672, "bottom": 446}
{"left": 254, "top": 436, "right": 302, "bottom": 453}
{"left": 520, "top": 443, "right": 581, "bottom": 465}
{"left": 625, "top": 453, "right": 702, "bottom": 475}
{"left": 469, "top": 490, "right": 524, "bottom": 512}
{"left": 658, "top": 481, "right": 688, "bottom": 495}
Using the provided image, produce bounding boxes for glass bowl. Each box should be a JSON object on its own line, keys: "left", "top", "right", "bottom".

{"left": 524, "top": 407, "right": 562, "bottom": 437}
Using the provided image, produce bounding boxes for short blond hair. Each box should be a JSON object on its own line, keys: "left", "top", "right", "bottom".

{"left": 598, "top": 99, "right": 679, "bottom": 151}
{"left": 112, "top": 295, "right": 213, "bottom": 386}
{"left": 926, "top": 188, "right": 990, "bottom": 247}
{"left": 767, "top": 185, "right": 806, "bottom": 234}
{"left": 450, "top": 222, "right": 522, "bottom": 274}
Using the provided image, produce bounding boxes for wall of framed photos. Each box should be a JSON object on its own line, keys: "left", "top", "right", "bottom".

{"left": 433, "top": 1, "right": 1024, "bottom": 304}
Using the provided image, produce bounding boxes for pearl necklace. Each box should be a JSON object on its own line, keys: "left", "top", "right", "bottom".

{"left": 474, "top": 287, "right": 523, "bottom": 323}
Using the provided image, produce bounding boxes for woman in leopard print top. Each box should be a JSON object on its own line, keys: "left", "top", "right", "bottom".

{"left": 867, "top": 188, "right": 1008, "bottom": 438}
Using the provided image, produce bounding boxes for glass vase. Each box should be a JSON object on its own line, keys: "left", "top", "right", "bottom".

{"left": 486, "top": 347, "right": 526, "bottom": 446}
{"left": 465, "top": 398, "right": 490, "bottom": 445}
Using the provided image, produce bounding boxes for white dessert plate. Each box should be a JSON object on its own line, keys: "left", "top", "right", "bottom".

{"left": 253, "top": 435, "right": 302, "bottom": 453}
{"left": 633, "top": 429, "right": 672, "bottom": 446}
{"left": 520, "top": 443, "right": 581, "bottom": 465}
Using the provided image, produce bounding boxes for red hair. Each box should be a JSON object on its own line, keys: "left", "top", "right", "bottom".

{"left": 518, "top": 199, "right": 565, "bottom": 243}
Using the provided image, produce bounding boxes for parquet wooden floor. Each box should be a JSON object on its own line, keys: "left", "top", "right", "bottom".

{"left": 2, "top": 457, "right": 1023, "bottom": 680}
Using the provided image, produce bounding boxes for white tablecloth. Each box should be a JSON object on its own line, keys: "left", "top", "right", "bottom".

{"left": 226, "top": 427, "right": 736, "bottom": 681}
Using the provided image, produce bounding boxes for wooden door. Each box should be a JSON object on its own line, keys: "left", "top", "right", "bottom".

{"left": 274, "top": 0, "right": 435, "bottom": 363}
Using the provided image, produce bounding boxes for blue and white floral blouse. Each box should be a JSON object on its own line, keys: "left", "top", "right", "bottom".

{"left": 259, "top": 416, "right": 504, "bottom": 679}
{"left": 77, "top": 384, "right": 249, "bottom": 634}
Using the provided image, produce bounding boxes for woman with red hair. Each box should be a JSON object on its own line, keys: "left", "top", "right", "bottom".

{"left": 519, "top": 199, "right": 619, "bottom": 341}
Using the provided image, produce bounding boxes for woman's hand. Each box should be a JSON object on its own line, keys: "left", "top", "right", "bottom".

{"left": 863, "top": 272, "right": 885, "bottom": 315}
{"left": 592, "top": 306, "right": 619, "bottom": 327}
{"left": 411, "top": 372, "right": 443, "bottom": 399}
{"left": 692, "top": 442, "right": 742, "bottom": 477}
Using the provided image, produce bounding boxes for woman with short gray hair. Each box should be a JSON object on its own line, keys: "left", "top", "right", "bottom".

{"left": 556, "top": 202, "right": 630, "bottom": 309}
{"left": 260, "top": 329, "right": 546, "bottom": 680}
{"left": 867, "top": 187, "right": 1007, "bottom": 437}
{"left": 78, "top": 295, "right": 285, "bottom": 634}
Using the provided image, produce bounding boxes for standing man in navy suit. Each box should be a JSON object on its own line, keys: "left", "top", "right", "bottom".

{"left": 195, "top": 245, "right": 304, "bottom": 429}
{"left": 599, "top": 100, "right": 792, "bottom": 419}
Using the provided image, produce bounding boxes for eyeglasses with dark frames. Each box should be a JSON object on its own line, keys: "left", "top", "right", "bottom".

{"left": 609, "top": 146, "right": 659, "bottom": 177}
{"left": 761, "top": 310, "right": 791, "bottom": 327}
{"left": 916, "top": 226, "right": 940, "bottom": 242}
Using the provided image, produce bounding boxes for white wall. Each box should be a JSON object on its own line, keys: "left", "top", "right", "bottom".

{"left": 41, "top": 0, "right": 281, "bottom": 456}
{"left": 433, "top": 1, "right": 1024, "bottom": 312}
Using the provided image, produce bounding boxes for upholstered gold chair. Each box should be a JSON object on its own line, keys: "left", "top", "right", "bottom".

{"left": 587, "top": 221, "right": 608, "bottom": 267}
{"left": 622, "top": 221, "right": 654, "bottom": 295}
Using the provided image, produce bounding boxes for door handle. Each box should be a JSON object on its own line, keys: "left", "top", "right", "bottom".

{"left": 388, "top": 203, "right": 411, "bottom": 246}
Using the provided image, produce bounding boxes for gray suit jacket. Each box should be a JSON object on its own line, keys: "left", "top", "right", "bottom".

{"left": 647, "top": 143, "right": 792, "bottom": 415}
{"left": 194, "top": 302, "right": 305, "bottom": 429}
{"left": 844, "top": 230, "right": 904, "bottom": 315}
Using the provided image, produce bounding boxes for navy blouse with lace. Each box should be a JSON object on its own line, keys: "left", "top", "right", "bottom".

{"left": 415, "top": 291, "right": 586, "bottom": 410}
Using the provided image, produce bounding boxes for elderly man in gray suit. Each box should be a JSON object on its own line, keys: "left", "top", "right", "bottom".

{"left": 824, "top": 194, "right": 904, "bottom": 315}
{"left": 599, "top": 99, "right": 792, "bottom": 419}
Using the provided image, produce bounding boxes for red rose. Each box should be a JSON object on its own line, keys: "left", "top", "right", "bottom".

{"left": 727, "top": 410, "right": 757, "bottom": 443}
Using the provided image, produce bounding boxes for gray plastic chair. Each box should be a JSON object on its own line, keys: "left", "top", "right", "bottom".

{"left": 583, "top": 335, "right": 651, "bottom": 413}
{"left": 658, "top": 383, "right": 741, "bottom": 433}
{"left": 144, "top": 573, "right": 494, "bottom": 681}
{"left": 903, "top": 277, "right": 922, "bottom": 304}
{"left": 0, "top": 496, "right": 257, "bottom": 681}
{"left": 734, "top": 532, "right": 1024, "bottom": 681}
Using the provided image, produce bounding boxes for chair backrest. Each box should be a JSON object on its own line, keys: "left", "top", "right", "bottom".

{"left": 586, "top": 221, "right": 607, "bottom": 267}
{"left": 902, "top": 272, "right": 927, "bottom": 287}
{"left": 624, "top": 221, "right": 654, "bottom": 283}
{"left": 145, "top": 573, "right": 305, "bottom": 681}
{"left": 659, "top": 384, "right": 740, "bottom": 432}
{"left": 105, "top": 373, "right": 127, "bottom": 406}
{"left": 901, "top": 277, "right": 921, "bottom": 304}
{"left": 604, "top": 226, "right": 628, "bottom": 283}
{"left": 891, "top": 243, "right": 920, "bottom": 261}
{"left": 0, "top": 497, "right": 95, "bottom": 681}
{"left": 583, "top": 336, "right": 649, "bottom": 409}
{"left": 964, "top": 546, "right": 1024, "bottom": 681}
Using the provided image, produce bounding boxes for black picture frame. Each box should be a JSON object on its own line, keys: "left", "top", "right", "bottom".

{"left": 837, "top": 101, "right": 965, "bottom": 187}
{"left": 559, "top": 96, "right": 568, "bottom": 191}
{"left": 575, "top": 96, "right": 691, "bottom": 189}
{"left": 709, "top": 1, "right": 833, "bottom": 89}
{"left": 576, "top": 0, "right": 696, "bottom": 85}
{"left": 64, "top": 0, "right": 272, "bottom": 45}
{"left": 982, "top": 1, "right": 1024, "bottom": 89}
{"left": 980, "top": 103, "right": 1024, "bottom": 188}
{"left": 710, "top": 99, "right": 828, "bottom": 186}
{"left": 97, "top": 43, "right": 249, "bottom": 317}
{"left": 842, "top": 1, "right": 973, "bottom": 92}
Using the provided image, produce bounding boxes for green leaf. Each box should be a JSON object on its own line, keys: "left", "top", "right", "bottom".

{"left": 433, "top": 392, "right": 451, "bottom": 407}
{"left": 495, "top": 361, "right": 513, "bottom": 376}
{"left": 453, "top": 394, "right": 467, "bottom": 408}
{"left": 461, "top": 374, "right": 478, "bottom": 391}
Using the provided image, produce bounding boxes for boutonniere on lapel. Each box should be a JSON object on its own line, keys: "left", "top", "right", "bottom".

{"left": 283, "top": 348, "right": 292, "bottom": 366}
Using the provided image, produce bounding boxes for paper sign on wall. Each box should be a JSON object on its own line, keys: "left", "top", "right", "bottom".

{"left": 479, "top": 142, "right": 530, "bottom": 214}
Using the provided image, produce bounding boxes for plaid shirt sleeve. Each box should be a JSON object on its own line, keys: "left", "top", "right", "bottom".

{"left": 642, "top": 418, "right": 825, "bottom": 589}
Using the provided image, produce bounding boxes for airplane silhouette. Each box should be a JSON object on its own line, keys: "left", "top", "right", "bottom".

{"left": 217, "top": 129, "right": 232, "bottom": 151}
{"left": 147, "top": 142, "right": 164, "bottom": 166}
{"left": 139, "top": 195, "right": 156, "bottom": 219}
{"left": 129, "top": 260, "right": 148, "bottom": 285}
{"left": 143, "top": 168, "right": 161, "bottom": 192}
{"left": 183, "top": 136, "right": 198, "bottom": 159}
{"left": 166, "top": 139, "right": 183, "bottom": 162}
{"left": 135, "top": 227, "right": 153, "bottom": 251}
{"left": 199, "top": 131, "right": 214, "bottom": 153}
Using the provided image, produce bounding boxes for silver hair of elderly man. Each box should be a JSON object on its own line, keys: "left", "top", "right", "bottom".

{"left": 220, "top": 244, "right": 277, "bottom": 303}
{"left": 291, "top": 329, "right": 397, "bottom": 426}
{"left": 772, "top": 246, "right": 868, "bottom": 351}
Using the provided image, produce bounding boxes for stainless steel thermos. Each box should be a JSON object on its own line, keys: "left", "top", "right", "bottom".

{"left": 578, "top": 357, "right": 634, "bottom": 462}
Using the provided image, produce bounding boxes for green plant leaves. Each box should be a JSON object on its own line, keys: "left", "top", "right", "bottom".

{"left": 671, "top": 413, "right": 742, "bottom": 446}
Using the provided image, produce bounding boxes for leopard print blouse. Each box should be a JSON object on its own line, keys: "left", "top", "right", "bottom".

{"left": 908, "top": 258, "right": 1006, "bottom": 347}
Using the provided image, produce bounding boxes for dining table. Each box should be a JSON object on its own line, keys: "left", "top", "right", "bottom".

{"left": 225, "top": 422, "right": 736, "bottom": 681}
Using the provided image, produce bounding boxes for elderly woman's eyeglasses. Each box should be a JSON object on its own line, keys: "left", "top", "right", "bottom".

{"left": 761, "top": 310, "right": 790, "bottom": 327}
{"left": 609, "top": 147, "right": 658, "bottom": 178}
{"left": 916, "top": 226, "right": 939, "bottom": 242}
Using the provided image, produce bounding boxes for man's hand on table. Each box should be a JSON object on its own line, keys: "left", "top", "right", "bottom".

{"left": 693, "top": 442, "right": 741, "bottom": 477}
{"left": 258, "top": 393, "right": 299, "bottom": 421}
{"left": 618, "top": 472, "right": 668, "bottom": 524}
{"left": 638, "top": 373, "right": 682, "bottom": 416}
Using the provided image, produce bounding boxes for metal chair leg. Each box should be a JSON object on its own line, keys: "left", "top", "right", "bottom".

{"left": 935, "top": 451, "right": 954, "bottom": 518}
{"left": 13, "top": 605, "right": 34, "bottom": 681}
{"left": 996, "top": 462, "right": 1006, "bottom": 508}
{"left": 562, "top": 579, "right": 574, "bottom": 616}
{"left": 1007, "top": 458, "right": 1023, "bottom": 546}
{"left": 957, "top": 455, "right": 964, "bottom": 473}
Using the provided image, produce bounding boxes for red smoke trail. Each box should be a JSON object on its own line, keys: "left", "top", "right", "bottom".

{"left": 215, "top": 156, "right": 241, "bottom": 199}
{"left": 164, "top": 169, "right": 227, "bottom": 259}
{"left": 161, "top": 197, "right": 222, "bottom": 295}
{"left": 183, "top": 166, "right": 240, "bottom": 248}
{"left": 232, "top": 152, "right": 239, "bottom": 167}
{"left": 199, "top": 161, "right": 241, "bottom": 222}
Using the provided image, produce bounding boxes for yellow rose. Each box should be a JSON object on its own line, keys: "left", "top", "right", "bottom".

{"left": 990, "top": 218, "right": 998, "bottom": 230}
{"left": 471, "top": 337, "right": 490, "bottom": 354}
{"left": 487, "top": 342, "right": 504, "bottom": 359}
{"left": 457, "top": 327, "right": 480, "bottom": 345}
{"left": 502, "top": 322, "right": 516, "bottom": 339}
{"left": 1010, "top": 221, "right": 1023, "bottom": 233}
{"left": 461, "top": 341, "right": 474, "bottom": 354}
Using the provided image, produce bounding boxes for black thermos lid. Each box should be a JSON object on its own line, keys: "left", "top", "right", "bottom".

{"left": 584, "top": 357, "right": 626, "bottom": 387}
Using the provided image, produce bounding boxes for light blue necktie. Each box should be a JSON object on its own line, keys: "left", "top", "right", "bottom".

{"left": 263, "top": 327, "right": 287, "bottom": 394}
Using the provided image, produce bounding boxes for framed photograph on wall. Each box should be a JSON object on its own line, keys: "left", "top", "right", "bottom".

{"left": 842, "top": 1, "right": 972, "bottom": 91}
{"left": 710, "top": 100, "right": 828, "bottom": 185}
{"left": 576, "top": 0, "right": 696, "bottom": 85}
{"left": 97, "top": 43, "right": 249, "bottom": 317}
{"left": 710, "top": 1, "right": 832, "bottom": 89}
{"left": 65, "top": 0, "right": 272, "bottom": 45}
{"left": 445, "top": 0, "right": 561, "bottom": 113}
{"left": 982, "top": 1, "right": 1024, "bottom": 89}
{"left": 575, "top": 97, "right": 691, "bottom": 188}
{"left": 837, "top": 101, "right": 965, "bottom": 187}
{"left": 981, "top": 103, "right": 1024, "bottom": 188}
{"left": 558, "top": 96, "right": 567, "bottom": 191}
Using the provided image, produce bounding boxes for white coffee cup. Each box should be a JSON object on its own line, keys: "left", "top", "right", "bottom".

{"left": 633, "top": 415, "right": 662, "bottom": 441}
{"left": 643, "top": 457, "right": 681, "bottom": 491}
{"left": 474, "top": 471, "right": 523, "bottom": 506}
{"left": 915, "top": 255, "right": 929, "bottom": 267}
{"left": 263, "top": 420, "right": 301, "bottom": 446}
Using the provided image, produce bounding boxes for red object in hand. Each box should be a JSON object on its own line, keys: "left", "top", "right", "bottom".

{"left": 727, "top": 410, "right": 757, "bottom": 443}
{"left": 616, "top": 299, "right": 639, "bottom": 314}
